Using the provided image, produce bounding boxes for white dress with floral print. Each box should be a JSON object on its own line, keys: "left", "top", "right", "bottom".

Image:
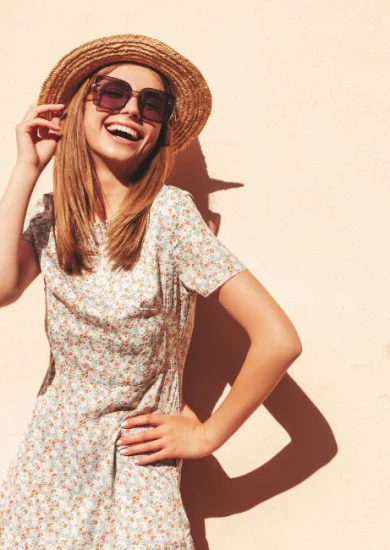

{"left": 0, "top": 184, "right": 247, "bottom": 549}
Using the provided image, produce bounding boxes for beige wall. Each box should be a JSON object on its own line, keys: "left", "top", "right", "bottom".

{"left": 0, "top": 1, "right": 389, "bottom": 548}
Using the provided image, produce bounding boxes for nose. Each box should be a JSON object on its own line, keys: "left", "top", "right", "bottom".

{"left": 120, "top": 93, "right": 141, "bottom": 120}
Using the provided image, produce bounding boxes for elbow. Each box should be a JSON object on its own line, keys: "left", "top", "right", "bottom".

{"left": 252, "top": 325, "right": 303, "bottom": 362}
{"left": 274, "top": 336, "right": 302, "bottom": 363}
{"left": 274, "top": 320, "right": 303, "bottom": 360}
{"left": 290, "top": 339, "right": 303, "bottom": 360}
{"left": 287, "top": 331, "right": 303, "bottom": 358}
{"left": 0, "top": 287, "right": 21, "bottom": 308}
{"left": 280, "top": 329, "right": 303, "bottom": 360}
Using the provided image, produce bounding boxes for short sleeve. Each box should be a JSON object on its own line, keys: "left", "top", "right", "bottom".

{"left": 172, "top": 188, "right": 248, "bottom": 297}
{"left": 21, "top": 193, "right": 52, "bottom": 253}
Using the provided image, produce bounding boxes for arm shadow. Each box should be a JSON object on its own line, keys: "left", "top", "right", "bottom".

{"left": 168, "top": 139, "right": 338, "bottom": 550}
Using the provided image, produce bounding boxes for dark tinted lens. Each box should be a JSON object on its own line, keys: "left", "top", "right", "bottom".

{"left": 141, "top": 91, "right": 167, "bottom": 122}
{"left": 93, "top": 77, "right": 128, "bottom": 110}
{"left": 91, "top": 76, "right": 175, "bottom": 122}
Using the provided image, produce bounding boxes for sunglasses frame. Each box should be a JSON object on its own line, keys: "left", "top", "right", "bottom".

{"left": 86, "top": 74, "right": 176, "bottom": 125}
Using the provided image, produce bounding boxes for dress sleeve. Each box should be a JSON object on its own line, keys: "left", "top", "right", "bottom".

{"left": 21, "top": 193, "right": 52, "bottom": 253}
{"left": 172, "top": 188, "right": 248, "bottom": 298}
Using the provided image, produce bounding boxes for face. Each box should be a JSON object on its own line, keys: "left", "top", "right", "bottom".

{"left": 83, "top": 63, "right": 165, "bottom": 173}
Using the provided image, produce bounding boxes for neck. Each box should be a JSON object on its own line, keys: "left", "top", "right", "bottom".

{"left": 90, "top": 155, "right": 141, "bottom": 220}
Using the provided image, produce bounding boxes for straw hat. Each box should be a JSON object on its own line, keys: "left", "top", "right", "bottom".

{"left": 37, "top": 33, "right": 212, "bottom": 154}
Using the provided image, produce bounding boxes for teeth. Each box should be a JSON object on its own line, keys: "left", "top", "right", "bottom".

{"left": 106, "top": 124, "right": 140, "bottom": 140}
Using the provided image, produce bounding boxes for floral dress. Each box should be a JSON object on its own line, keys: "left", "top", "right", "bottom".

{"left": 0, "top": 184, "right": 247, "bottom": 549}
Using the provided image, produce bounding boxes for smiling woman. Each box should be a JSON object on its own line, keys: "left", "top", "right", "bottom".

{"left": 83, "top": 65, "right": 168, "bottom": 170}
{"left": 0, "top": 33, "right": 214, "bottom": 550}
{"left": 0, "top": 32, "right": 301, "bottom": 550}
{"left": 48, "top": 59, "right": 178, "bottom": 271}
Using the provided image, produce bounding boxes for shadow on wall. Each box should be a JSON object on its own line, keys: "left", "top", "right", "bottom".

{"left": 167, "top": 138, "right": 244, "bottom": 227}
{"left": 169, "top": 139, "right": 338, "bottom": 550}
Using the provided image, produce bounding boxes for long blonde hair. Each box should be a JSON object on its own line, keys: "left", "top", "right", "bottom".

{"left": 52, "top": 62, "right": 176, "bottom": 276}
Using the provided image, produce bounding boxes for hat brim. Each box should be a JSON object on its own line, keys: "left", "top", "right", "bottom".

{"left": 37, "top": 34, "right": 212, "bottom": 154}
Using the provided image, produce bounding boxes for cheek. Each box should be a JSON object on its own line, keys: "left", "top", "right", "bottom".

{"left": 83, "top": 121, "right": 92, "bottom": 146}
{"left": 146, "top": 125, "right": 162, "bottom": 146}
{"left": 83, "top": 115, "right": 106, "bottom": 151}
{"left": 83, "top": 113, "right": 96, "bottom": 145}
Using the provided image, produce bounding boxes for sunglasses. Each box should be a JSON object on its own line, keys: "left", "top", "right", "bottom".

{"left": 85, "top": 74, "right": 176, "bottom": 124}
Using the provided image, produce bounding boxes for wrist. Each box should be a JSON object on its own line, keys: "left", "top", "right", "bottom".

{"left": 14, "top": 159, "right": 42, "bottom": 179}
{"left": 201, "top": 420, "right": 225, "bottom": 455}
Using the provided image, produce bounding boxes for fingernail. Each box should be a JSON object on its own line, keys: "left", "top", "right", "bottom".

{"left": 119, "top": 449, "right": 128, "bottom": 455}
{"left": 121, "top": 421, "right": 130, "bottom": 428}
{"left": 116, "top": 439, "right": 123, "bottom": 445}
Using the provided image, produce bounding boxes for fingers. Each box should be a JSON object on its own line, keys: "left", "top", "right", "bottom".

{"left": 121, "top": 412, "right": 160, "bottom": 428}
{"left": 22, "top": 103, "right": 65, "bottom": 122}
{"left": 117, "top": 428, "right": 160, "bottom": 447}
{"left": 23, "top": 118, "right": 61, "bottom": 130}
{"left": 118, "top": 441, "right": 162, "bottom": 456}
{"left": 16, "top": 117, "right": 62, "bottom": 139}
{"left": 18, "top": 103, "right": 65, "bottom": 141}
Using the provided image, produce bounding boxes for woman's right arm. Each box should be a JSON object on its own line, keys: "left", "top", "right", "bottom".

{"left": 0, "top": 103, "right": 64, "bottom": 307}
{"left": 0, "top": 163, "right": 42, "bottom": 306}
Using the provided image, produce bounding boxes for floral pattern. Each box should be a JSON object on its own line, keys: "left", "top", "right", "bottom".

{"left": 0, "top": 184, "right": 247, "bottom": 549}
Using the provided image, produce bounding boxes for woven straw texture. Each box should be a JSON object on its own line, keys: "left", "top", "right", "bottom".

{"left": 37, "top": 34, "right": 212, "bottom": 154}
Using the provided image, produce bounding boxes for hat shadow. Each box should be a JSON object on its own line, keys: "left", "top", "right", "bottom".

{"left": 168, "top": 139, "right": 338, "bottom": 550}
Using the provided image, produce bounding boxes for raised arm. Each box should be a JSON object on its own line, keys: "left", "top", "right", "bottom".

{"left": 0, "top": 102, "right": 63, "bottom": 307}
{"left": 0, "top": 163, "right": 41, "bottom": 306}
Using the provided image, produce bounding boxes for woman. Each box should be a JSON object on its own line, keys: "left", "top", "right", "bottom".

{"left": 0, "top": 34, "right": 302, "bottom": 548}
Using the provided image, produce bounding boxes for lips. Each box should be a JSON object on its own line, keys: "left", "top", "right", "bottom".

{"left": 105, "top": 123, "right": 141, "bottom": 140}
{"left": 103, "top": 125, "right": 141, "bottom": 146}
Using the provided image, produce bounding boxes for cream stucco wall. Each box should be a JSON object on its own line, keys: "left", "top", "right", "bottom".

{"left": 0, "top": 1, "right": 389, "bottom": 549}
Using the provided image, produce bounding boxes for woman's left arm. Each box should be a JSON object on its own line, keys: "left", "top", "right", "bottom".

{"left": 202, "top": 268, "right": 303, "bottom": 453}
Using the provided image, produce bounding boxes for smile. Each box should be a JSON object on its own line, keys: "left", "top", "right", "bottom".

{"left": 103, "top": 125, "right": 142, "bottom": 147}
